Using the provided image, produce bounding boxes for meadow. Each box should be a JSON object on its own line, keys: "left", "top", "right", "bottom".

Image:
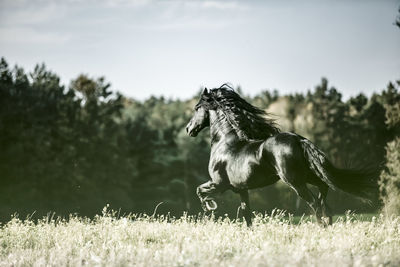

{"left": 1, "top": 208, "right": 399, "bottom": 267}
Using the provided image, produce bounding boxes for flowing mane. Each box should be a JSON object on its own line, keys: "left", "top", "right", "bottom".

{"left": 208, "top": 84, "right": 280, "bottom": 140}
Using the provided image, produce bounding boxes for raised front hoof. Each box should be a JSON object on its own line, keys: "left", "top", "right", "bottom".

{"left": 202, "top": 199, "right": 218, "bottom": 211}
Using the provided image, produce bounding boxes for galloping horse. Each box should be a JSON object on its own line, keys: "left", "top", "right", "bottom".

{"left": 186, "top": 84, "right": 378, "bottom": 226}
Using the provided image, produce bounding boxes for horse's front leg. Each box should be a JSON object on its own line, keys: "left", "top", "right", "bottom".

{"left": 239, "top": 190, "right": 252, "bottom": 227}
{"left": 196, "top": 181, "right": 223, "bottom": 211}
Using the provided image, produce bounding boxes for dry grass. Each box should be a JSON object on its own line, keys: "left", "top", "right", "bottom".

{"left": 1, "top": 208, "right": 399, "bottom": 266}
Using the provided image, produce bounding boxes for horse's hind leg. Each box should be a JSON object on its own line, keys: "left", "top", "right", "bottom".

{"left": 318, "top": 184, "right": 332, "bottom": 225}
{"left": 272, "top": 140, "right": 323, "bottom": 225}
{"left": 291, "top": 184, "right": 324, "bottom": 225}
{"left": 239, "top": 190, "right": 252, "bottom": 227}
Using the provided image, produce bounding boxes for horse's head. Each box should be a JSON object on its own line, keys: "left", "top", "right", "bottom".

{"left": 186, "top": 88, "right": 212, "bottom": 137}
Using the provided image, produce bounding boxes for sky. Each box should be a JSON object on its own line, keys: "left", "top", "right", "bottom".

{"left": 0, "top": 0, "right": 399, "bottom": 100}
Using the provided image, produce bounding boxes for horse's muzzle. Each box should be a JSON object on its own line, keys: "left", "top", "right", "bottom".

{"left": 186, "top": 122, "right": 199, "bottom": 137}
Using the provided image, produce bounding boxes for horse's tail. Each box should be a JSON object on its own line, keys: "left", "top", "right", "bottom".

{"left": 300, "top": 138, "right": 379, "bottom": 201}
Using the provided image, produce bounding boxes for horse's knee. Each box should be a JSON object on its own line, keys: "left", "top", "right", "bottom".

{"left": 196, "top": 182, "right": 211, "bottom": 198}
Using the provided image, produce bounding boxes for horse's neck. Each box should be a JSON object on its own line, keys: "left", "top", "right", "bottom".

{"left": 209, "top": 110, "right": 239, "bottom": 145}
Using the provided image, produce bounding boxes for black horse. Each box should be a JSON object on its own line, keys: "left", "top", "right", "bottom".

{"left": 186, "top": 84, "right": 378, "bottom": 226}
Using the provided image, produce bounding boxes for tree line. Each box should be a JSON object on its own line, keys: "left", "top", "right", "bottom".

{"left": 0, "top": 57, "right": 399, "bottom": 221}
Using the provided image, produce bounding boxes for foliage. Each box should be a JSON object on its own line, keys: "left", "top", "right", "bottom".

{"left": 380, "top": 138, "right": 400, "bottom": 215}
{"left": 0, "top": 58, "right": 133, "bottom": 218}
{"left": 0, "top": 211, "right": 399, "bottom": 266}
{"left": 379, "top": 81, "right": 400, "bottom": 215}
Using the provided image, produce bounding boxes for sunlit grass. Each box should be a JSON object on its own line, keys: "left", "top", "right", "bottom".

{"left": 1, "top": 207, "right": 399, "bottom": 266}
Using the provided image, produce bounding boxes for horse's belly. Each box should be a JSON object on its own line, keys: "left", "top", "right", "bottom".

{"left": 226, "top": 158, "right": 276, "bottom": 189}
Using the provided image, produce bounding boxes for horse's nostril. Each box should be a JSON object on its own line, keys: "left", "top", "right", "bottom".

{"left": 186, "top": 126, "right": 189, "bottom": 133}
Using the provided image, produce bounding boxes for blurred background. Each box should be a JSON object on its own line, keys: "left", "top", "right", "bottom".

{"left": 0, "top": 0, "right": 399, "bottom": 221}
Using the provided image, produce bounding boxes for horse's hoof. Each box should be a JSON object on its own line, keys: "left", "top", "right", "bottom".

{"left": 205, "top": 199, "right": 218, "bottom": 211}
{"left": 318, "top": 216, "right": 332, "bottom": 227}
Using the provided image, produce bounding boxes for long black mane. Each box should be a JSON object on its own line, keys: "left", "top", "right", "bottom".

{"left": 205, "top": 84, "right": 280, "bottom": 140}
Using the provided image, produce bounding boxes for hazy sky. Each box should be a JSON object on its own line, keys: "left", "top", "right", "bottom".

{"left": 1, "top": 0, "right": 399, "bottom": 100}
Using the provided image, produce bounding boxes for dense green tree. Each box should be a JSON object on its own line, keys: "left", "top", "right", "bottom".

{"left": 379, "top": 80, "right": 400, "bottom": 215}
{"left": 307, "top": 78, "right": 348, "bottom": 164}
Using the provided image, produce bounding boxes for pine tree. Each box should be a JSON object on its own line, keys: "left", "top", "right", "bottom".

{"left": 379, "top": 80, "right": 400, "bottom": 215}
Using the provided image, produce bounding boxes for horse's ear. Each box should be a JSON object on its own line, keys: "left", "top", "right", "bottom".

{"left": 203, "top": 88, "right": 208, "bottom": 95}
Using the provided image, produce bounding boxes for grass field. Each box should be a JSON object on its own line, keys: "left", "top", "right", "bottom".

{"left": 1, "top": 208, "right": 399, "bottom": 266}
